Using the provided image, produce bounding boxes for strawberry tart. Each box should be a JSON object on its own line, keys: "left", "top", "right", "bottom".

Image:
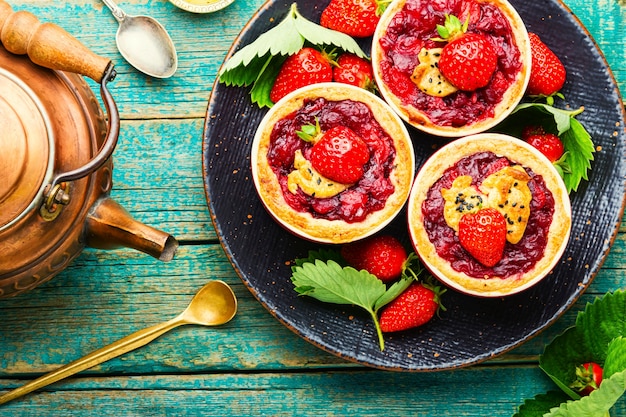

{"left": 407, "top": 134, "right": 571, "bottom": 297}
{"left": 251, "top": 83, "right": 415, "bottom": 244}
{"left": 371, "top": 0, "right": 531, "bottom": 137}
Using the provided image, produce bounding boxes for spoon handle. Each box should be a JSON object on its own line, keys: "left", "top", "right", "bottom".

{"left": 101, "top": 0, "right": 126, "bottom": 22}
{"left": 0, "top": 317, "right": 184, "bottom": 406}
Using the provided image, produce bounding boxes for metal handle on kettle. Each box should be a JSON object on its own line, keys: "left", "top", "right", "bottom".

{"left": 0, "top": 0, "right": 121, "bottom": 216}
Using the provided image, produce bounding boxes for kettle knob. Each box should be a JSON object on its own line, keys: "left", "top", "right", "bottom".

{"left": 0, "top": 0, "right": 111, "bottom": 82}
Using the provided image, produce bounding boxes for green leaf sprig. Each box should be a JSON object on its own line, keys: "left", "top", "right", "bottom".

{"left": 493, "top": 101, "right": 595, "bottom": 193}
{"left": 218, "top": 3, "right": 367, "bottom": 108}
{"left": 514, "top": 290, "right": 626, "bottom": 417}
{"left": 290, "top": 250, "right": 423, "bottom": 351}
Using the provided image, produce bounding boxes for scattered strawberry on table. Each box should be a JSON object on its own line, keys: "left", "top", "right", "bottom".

{"left": 290, "top": 235, "right": 443, "bottom": 350}
{"left": 333, "top": 53, "right": 376, "bottom": 92}
{"left": 526, "top": 32, "right": 567, "bottom": 100}
{"left": 269, "top": 47, "right": 334, "bottom": 103}
{"left": 379, "top": 281, "right": 445, "bottom": 333}
{"left": 320, "top": 0, "right": 390, "bottom": 38}
{"left": 522, "top": 125, "right": 565, "bottom": 162}
{"left": 570, "top": 362, "right": 604, "bottom": 396}
{"left": 341, "top": 234, "right": 408, "bottom": 282}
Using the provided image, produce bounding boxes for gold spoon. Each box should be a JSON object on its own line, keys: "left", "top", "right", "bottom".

{"left": 0, "top": 280, "right": 237, "bottom": 405}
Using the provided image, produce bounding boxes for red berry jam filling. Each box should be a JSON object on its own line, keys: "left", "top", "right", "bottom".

{"left": 421, "top": 151, "right": 555, "bottom": 278}
{"left": 378, "top": 0, "right": 522, "bottom": 127}
{"left": 267, "top": 98, "right": 397, "bottom": 223}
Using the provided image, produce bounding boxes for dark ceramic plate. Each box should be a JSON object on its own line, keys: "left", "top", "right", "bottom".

{"left": 203, "top": 0, "right": 626, "bottom": 370}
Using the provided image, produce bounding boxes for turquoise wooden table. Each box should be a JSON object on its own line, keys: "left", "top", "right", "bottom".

{"left": 0, "top": 0, "right": 624, "bottom": 415}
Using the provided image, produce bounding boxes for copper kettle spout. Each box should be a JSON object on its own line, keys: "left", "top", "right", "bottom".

{"left": 85, "top": 198, "right": 178, "bottom": 262}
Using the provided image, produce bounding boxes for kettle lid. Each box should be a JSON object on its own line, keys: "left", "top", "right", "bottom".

{"left": 0, "top": 67, "right": 54, "bottom": 230}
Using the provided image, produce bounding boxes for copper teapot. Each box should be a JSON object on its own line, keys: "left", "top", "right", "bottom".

{"left": 0, "top": 1, "right": 178, "bottom": 298}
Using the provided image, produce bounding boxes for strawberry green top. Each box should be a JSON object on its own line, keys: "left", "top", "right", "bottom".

{"left": 377, "top": 0, "right": 523, "bottom": 127}
{"left": 267, "top": 98, "right": 397, "bottom": 223}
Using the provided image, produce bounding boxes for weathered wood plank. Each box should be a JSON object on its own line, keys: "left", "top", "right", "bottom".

{"left": 0, "top": 241, "right": 622, "bottom": 377}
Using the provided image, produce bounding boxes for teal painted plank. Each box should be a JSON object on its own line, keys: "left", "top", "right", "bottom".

{"left": 0, "top": 367, "right": 624, "bottom": 416}
{"left": 0, "top": 243, "right": 623, "bottom": 376}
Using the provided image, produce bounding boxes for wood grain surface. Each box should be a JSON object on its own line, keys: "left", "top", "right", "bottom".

{"left": 0, "top": 0, "right": 624, "bottom": 415}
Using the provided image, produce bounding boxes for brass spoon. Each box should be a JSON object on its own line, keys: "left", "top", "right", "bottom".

{"left": 0, "top": 280, "right": 237, "bottom": 405}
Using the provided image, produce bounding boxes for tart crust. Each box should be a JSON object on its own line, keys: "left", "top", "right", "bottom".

{"left": 407, "top": 134, "right": 572, "bottom": 297}
{"left": 372, "top": 0, "right": 531, "bottom": 137}
{"left": 252, "top": 83, "right": 415, "bottom": 244}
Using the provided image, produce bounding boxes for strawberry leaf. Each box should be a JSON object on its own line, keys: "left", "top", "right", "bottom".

{"left": 493, "top": 102, "right": 594, "bottom": 193}
{"left": 543, "top": 369, "right": 626, "bottom": 417}
{"left": 290, "top": 258, "right": 414, "bottom": 350}
{"left": 218, "top": 3, "right": 367, "bottom": 108}
{"left": 513, "top": 391, "right": 571, "bottom": 417}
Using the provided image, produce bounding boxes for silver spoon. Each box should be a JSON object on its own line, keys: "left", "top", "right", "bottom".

{"left": 0, "top": 280, "right": 237, "bottom": 405}
{"left": 102, "top": 0, "right": 178, "bottom": 78}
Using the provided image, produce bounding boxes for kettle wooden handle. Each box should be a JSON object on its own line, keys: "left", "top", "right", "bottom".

{"left": 0, "top": 0, "right": 111, "bottom": 82}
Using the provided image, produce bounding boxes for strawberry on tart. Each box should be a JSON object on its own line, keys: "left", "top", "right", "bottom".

{"left": 407, "top": 134, "right": 571, "bottom": 297}
{"left": 372, "top": 0, "right": 531, "bottom": 137}
{"left": 251, "top": 83, "right": 415, "bottom": 244}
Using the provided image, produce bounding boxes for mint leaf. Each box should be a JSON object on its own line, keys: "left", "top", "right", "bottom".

{"left": 218, "top": 3, "right": 367, "bottom": 108}
{"left": 513, "top": 391, "right": 571, "bottom": 417}
{"left": 560, "top": 117, "right": 595, "bottom": 192}
{"left": 290, "top": 259, "right": 413, "bottom": 350}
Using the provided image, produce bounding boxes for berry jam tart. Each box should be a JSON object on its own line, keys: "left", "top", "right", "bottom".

{"left": 252, "top": 83, "right": 415, "bottom": 244}
{"left": 407, "top": 134, "right": 571, "bottom": 297}
{"left": 372, "top": 0, "right": 531, "bottom": 137}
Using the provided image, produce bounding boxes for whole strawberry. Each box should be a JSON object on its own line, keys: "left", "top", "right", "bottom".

{"left": 522, "top": 125, "right": 565, "bottom": 162}
{"left": 320, "top": 0, "right": 384, "bottom": 38}
{"left": 379, "top": 282, "right": 445, "bottom": 332}
{"left": 333, "top": 53, "right": 376, "bottom": 92}
{"left": 570, "top": 362, "right": 603, "bottom": 396}
{"left": 269, "top": 47, "right": 333, "bottom": 103}
{"left": 458, "top": 208, "right": 507, "bottom": 267}
{"left": 527, "top": 32, "right": 566, "bottom": 96}
{"left": 438, "top": 32, "right": 498, "bottom": 91}
{"left": 310, "top": 126, "right": 370, "bottom": 184}
{"left": 341, "top": 235, "right": 408, "bottom": 282}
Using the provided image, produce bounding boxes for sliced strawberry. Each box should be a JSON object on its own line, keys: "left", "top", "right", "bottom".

{"left": 320, "top": 0, "right": 383, "bottom": 38}
{"left": 379, "top": 282, "right": 445, "bottom": 332}
{"left": 527, "top": 32, "right": 566, "bottom": 96}
{"left": 310, "top": 126, "right": 370, "bottom": 184}
{"left": 269, "top": 47, "right": 333, "bottom": 103}
{"left": 341, "top": 235, "right": 408, "bottom": 282}
{"left": 333, "top": 53, "right": 376, "bottom": 91}
{"left": 458, "top": 208, "right": 507, "bottom": 267}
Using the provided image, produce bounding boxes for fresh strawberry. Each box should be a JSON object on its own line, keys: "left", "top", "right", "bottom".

{"left": 341, "top": 235, "right": 408, "bottom": 282}
{"left": 379, "top": 282, "right": 445, "bottom": 332}
{"left": 269, "top": 47, "right": 333, "bottom": 103}
{"left": 523, "top": 125, "right": 565, "bottom": 162}
{"left": 320, "top": 0, "right": 384, "bottom": 38}
{"left": 333, "top": 53, "right": 376, "bottom": 91}
{"left": 570, "top": 362, "right": 603, "bottom": 396}
{"left": 527, "top": 32, "right": 566, "bottom": 96}
{"left": 310, "top": 126, "right": 369, "bottom": 184}
{"left": 458, "top": 208, "right": 507, "bottom": 267}
{"left": 438, "top": 32, "right": 498, "bottom": 91}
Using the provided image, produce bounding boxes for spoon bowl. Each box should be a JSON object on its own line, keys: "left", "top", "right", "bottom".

{"left": 103, "top": 0, "right": 178, "bottom": 78}
{"left": 0, "top": 280, "right": 237, "bottom": 405}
